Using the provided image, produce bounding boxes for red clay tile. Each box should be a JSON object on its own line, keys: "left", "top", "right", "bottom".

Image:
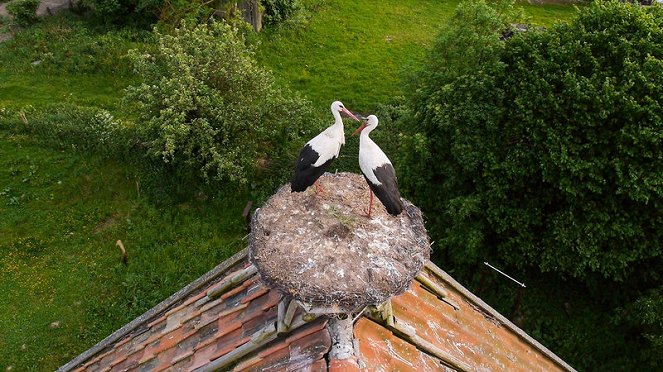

{"left": 288, "top": 328, "right": 331, "bottom": 362}
{"left": 251, "top": 343, "right": 291, "bottom": 370}
{"left": 157, "top": 327, "right": 184, "bottom": 353}
{"left": 211, "top": 334, "right": 252, "bottom": 361}
{"left": 67, "top": 256, "right": 571, "bottom": 372}
{"left": 232, "top": 354, "right": 264, "bottom": 371}
{"left": 147, "top": 315, "right": 167, "bottom": 329}
{"left": 257, "top": 339, "right": 290, "bottom": 358}
{"left": 108, "top": 354, "right": 128, "bottom": 369}
{"left": 216, "top": 302, "right": 249, "bottom": 318}
{"left": 240, "top": 287, "right": 270, "bottom": 305}
{"left": 180, "top": 308, "right": 204, "bottom": 326}
{"left": 138, "top": 352, "right": 156, "bottom": 365}
{"left": 164, "top": 302, "right": 188, "bottom": 318}
{"left": 113, "top": 335, "right": 132, "bottom": 349}
{"left": 171, "top": 353, "right": 194, "bottom": 371}
{"left": 153, "top": 347, "right": 177, "bottom": 371}
{"left": 217, "top": 317, "right": 243, "bottom": 339}
{"left": 242, "top": 307, "right": 277, "bottom": 337}
{"left": 181, "top": 288, "right": 208, "bottom": 307}
{"left": 354, "top": 317, "right": 442, "bottom": 371}
{"left": 123, "top": 348, "right": 146, "bottom": 369}
{"left": 261, "top": 290, "right": 282, "bottom": 311}
{"left": 219, "top": 277, "right": 258, "bottom": 300}
{"left": 192, "top": 321, "right": 221, "bottom": 351}
{"left": 162, "top": 310, "right": 189, "bottom": 334}
{"left": 329, "top": 358, "right": 360, "bottom": 372}
{"left": 199, "top": 296, "right": 224, "bottom": 313}
{"left": 188, "top": 342, "right": 217, "bottom": 370}
{"left": 171, "top": 350, "right": 194, "bottom": 366}
{"left": 308, "top": 358, "right": 328, "bottom": 371}
{"left": 284, "top": 318, "right": 328, "bottom": 344}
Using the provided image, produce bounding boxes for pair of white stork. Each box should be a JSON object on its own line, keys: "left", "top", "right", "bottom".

{"left": 291, "top": 101, "right": 403, "bottom": 218}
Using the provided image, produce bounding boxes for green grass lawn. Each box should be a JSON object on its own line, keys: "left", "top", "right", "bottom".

{"left": 0, "top": 130, "right": 247, "bottom": 369}
{"left": 0, "top": 71, "right": 131, "bottom": 112}
{"left": 258, "top": 0, "right": 580, "bottom": 111}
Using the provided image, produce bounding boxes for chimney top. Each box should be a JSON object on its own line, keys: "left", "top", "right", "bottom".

{"left": 250, "top": 172, "right": 430, "bottom": 314}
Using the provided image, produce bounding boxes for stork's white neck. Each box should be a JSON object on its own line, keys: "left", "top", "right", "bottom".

{"left": 360, "top": 125, "right": 376, "bottom": 138}
{"left": 332, "top": 109, "right": 344, "bottom": 127}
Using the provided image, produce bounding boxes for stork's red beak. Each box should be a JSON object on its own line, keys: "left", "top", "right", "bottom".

{"left": 352, "top": 122, "right": 368, "bottom": 136}
{"left": 341, "top": 108, "right": 361, "bottom": 122}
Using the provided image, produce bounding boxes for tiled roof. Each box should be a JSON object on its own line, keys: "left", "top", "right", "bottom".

{"left": 60, "top": 249, "right": 575, "bottom": 371}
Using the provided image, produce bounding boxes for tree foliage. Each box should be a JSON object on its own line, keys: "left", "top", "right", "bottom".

{"left": 126, "top": 21, "right": 315, "bottom": 187}
{"left": 400, "top": 1, "right": 662, "bottom": 367}
{"left": 260, "top": 0, "right": 302, "bottom": 27}
{"left": 404, "top": 0, "right": 662, "bottom": 280}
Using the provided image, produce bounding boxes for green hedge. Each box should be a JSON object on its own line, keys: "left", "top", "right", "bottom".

{"left": 6, "top": 0, "right": 40, "bottom": 27}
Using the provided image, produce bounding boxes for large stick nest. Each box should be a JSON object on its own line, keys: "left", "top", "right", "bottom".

{"left": 250, "top": 172, "right": 430, "bottom": 313}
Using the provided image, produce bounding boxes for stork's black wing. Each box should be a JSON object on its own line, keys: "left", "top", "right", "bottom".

{"left": 291, "top": 144, "right": 335, "bottom": 192}
{"left": 366, "top": 164, "right": 403, "bottom": 216}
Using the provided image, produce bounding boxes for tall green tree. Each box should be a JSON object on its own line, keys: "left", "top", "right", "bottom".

{"left": 400, "top": 1, "right": 662, "bottom": 368}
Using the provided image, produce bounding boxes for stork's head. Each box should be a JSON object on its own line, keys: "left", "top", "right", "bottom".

{"left": 331, "top": 101, "right": 360, "bottom": 122}
{"left": 352, "top": 115, "right": 378, "bottom": 136}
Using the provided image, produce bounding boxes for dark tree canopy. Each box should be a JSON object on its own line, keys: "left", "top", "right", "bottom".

{"left": 403, "top": 0, "right": 662, "bottom": 280}
{"left": 400, "top": 1, "right": 662, "bottom": 367}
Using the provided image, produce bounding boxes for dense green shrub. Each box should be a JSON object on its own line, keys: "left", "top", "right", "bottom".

{"left": 401, "top": 0, "right": 662, "bottom": 368}
{"left": 405, "top": 0, "right": 662, "bottom": 280}
{"left": 0, "top": 104, "right": 130, "bottom": 156}
{"left": 79, "top": 0, "right": 161, "bottom": 25}
{"left": 125, "top": 21, "right": 316, "bottom": 188}
{"left": 6, "top": 0, "right": 40, "bottom": 27}
{"left": 261, "top": 0, "right": 302, "bottom": 26}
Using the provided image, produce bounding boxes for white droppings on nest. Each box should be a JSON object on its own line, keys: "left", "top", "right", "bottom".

{"left": 250, "top": 172, "right": 431, "bottom": 313}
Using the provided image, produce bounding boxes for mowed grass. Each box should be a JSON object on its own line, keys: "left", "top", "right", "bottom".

{"left": 0, "top": 130, "right": 247, "bottom": 369}
{"left": 258, "top": 0, "right": 580, "bottom": 111}
{"left": 0, "top": 72, "right": 131, "bottom": 112}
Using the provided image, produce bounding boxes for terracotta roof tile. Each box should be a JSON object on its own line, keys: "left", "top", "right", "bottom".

{"left": 231, "top": 354, "right": 264, "bottom": 370}
{"left": 355, "top": 318, "right": 444, "bottom": 371}
{"left": 188, "top": 342, "right": 217, "bottom": 370}
{"left": 307, "top": 358, "right": 328, "bottom": 371}
{"left": 153, "top": 347, "right": 176, "bottom": 371}
{"left": 63, "top": 250, "right": 573, "bottom": 372}
{"left": 329, "top": 358, "right": 359, "bottom": 372}
{"left": 171, "top": 352, "right": 194, "bottom": 371}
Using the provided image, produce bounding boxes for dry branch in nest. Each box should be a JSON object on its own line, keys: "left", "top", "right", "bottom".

{"left": 250, "top": 172, "right": 431, "bottom": 313}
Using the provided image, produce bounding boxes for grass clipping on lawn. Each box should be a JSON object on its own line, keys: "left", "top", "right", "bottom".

{"left": 250, "top": 172, "right": 430, "bottom": 313}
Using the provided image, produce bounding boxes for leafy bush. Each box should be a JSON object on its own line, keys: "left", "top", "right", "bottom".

{"left": 125, "top": 21, "right": 316, "bottom": 188}
{"left": 0, "top": 104, "right": 130, "bottom": 156}
{"left": 6, "top": 0, "right": 40, "bottom": 27}
{"left": 401, "top": 0, "right": 662, "bottom": 368}
{"left": 261, "top": 0, "right": 302, "bottom": 27}
{"left": 79, "top": 0, "right": 162, "bottom": 26}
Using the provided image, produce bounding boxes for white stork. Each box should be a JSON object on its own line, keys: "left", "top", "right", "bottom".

{"left": 291, "top": 101, "right": 360, "bottom": 193}
{"left": 352, "top": 115, "right": 403, "bottom": 217}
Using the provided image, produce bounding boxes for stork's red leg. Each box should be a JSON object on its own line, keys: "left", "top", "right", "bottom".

{"left": 363, "top": 189, "right": 373, "bottom": 218}
{"left": 314, "top": 181, "right": 325, "bottom": 195}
